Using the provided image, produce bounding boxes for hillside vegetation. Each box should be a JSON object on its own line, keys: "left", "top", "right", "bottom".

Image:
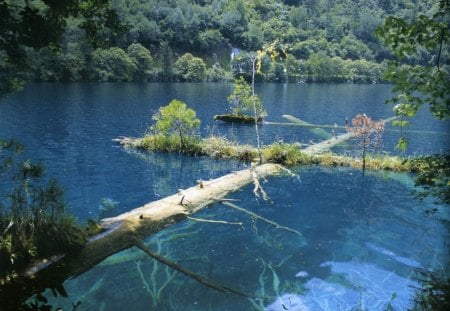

{"left": 23, "top": 0, "right": 437, "bottom": 83}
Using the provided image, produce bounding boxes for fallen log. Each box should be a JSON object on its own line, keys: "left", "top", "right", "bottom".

{"left": 0, "top": 164, "right": 282, "bottom": 309}
{"left": 301, "top": 116, "right": 399, "bottom": 155}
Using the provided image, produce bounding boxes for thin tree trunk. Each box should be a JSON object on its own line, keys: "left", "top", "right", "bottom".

{"left": 251, "top": 57, "right": 263, "bottom": 164}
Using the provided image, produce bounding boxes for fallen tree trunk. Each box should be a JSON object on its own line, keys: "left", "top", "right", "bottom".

{"left": 0, "top": 164, "right": 282, "bottom": 309}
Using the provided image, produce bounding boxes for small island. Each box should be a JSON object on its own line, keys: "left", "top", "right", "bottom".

{"left": 214, "top": 76, "right": 266, "bottom": 124}
{"left": 214, "top": 113, "right": 263, "bottom": 124}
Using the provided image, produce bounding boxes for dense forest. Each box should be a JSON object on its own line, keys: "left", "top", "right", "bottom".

{"left": 9, "top": 0, "right": 439, "bottom": 84}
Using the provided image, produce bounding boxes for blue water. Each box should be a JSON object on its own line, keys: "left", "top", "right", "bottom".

{"left": 0, "top": 83, "right": 449, "bottom": 310}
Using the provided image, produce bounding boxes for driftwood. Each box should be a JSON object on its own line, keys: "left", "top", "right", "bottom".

{"left": 0, "top": 164, "right": 282, "bottom": 309}
{"left": 214, "top": 114, "right": 263, "bottom": 124}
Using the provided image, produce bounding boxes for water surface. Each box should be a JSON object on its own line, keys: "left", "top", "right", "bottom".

{"left": 0, "top": 83, "right": 448, "bottom": 310}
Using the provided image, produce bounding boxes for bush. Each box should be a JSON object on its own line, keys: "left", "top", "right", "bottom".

{"left": 262, "top": 142, "right": 309, "bottom": 166}
{"left": 91, "top": 47, "right": 137, "bottom": 82}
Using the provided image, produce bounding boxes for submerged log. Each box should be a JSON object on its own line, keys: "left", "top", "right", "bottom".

{"left": 301, "top": 115, "right": 399, "bottom": 155}
{"left": 1, "top": 163, "right": 282, "bottom": 308}
{"left": 302, "top": 132, "right": 354, "bottom": 154}
{"left": 214, "top": 114, "right": 263, "bottom": 124}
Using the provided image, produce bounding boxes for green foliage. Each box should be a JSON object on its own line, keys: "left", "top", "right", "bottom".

{"left": 227, "top": 76, "right": 266, "bottom": 117}
{"left": 2, "top": 0, "right": 435, "bottom": 88}
{"left": 151, "top": 100, "right": 201, "bottom": 150}
{"left": 127, "top": 43, "right": 153, "bottom": 81}
{"left": 201, "top": 136, "right": 257, "bottom": 161}
{"left": 91, "top": 47, "right": 137, "bottom": 81}
{"left": 174, "top": 53, "right": 207, "bottom": 82}
{"left": 376, "top": 4, "right": 450, "bottom": 120}
{"left": 140, "top": 134, "right": 203, "bottom": 155}
{"left": 262, "top": 142, "right": 309, "bottom": 166}
{"left": 197, "top": 29, "right": 225, "bottom": 51}
{"left": 207, "top": 63, "right": 233, "bottom": 82}
{"left": 0, "top": 139, "right": 87, "bottom": 277}
{"left": 0, "top": 0, "right": 123, "bottom": 96}
{"left": 1, "top": 0, "right": 442, "bottom": 88}
{"left": 407, "top": 154, "right": 450, "bottom": 205}
{"left": 299, "top": 53, "right": 385, "bottom": 83}
{"left": 412, "top": 270, "right": 450, "bottom": 311}
{"left": 159, "top": 41, "right": 174, "bottom": 82}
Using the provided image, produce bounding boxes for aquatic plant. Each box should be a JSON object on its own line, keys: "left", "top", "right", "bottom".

{"left": 0, "top": 139, "right": 87, "bottom": 277}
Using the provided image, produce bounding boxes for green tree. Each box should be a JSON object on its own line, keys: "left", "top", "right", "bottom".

{"left": 207, "top": 63, "right": 232, "bottom": 82}
{"left": 127, "top": 43, "right": 153, "bottom": 81}
{"left": 159, "top": 41, "right": 174, "bottom": 82}
{"left": 0, "top": 0, "right": 122, "bottom": 96}
{"left": 151, "top": 100, "right": 201, "bottom": 149}
{"left": 197, "top": 29, "right": 225, "bottom": 51}
{"left": 91, "top": 47, "right": 137, "bottom": 82}
{"left": 376, "top": 2, "right": 449, "bottom": 125}
{"left": 174, "top": 53, "right": 207, "bottom": 82}
{"left": 227, "top": 76, "right": 265, "bottom": 117}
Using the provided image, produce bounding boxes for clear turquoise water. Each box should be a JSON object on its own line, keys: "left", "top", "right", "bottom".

{"left": 0, "top": 83, "right": 448, "bottom": 310}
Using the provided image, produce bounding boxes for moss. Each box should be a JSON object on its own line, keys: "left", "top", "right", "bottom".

{"left": 85, "top": 219, "right": 105, "bottom": 237}
{"left": 201, "top": 136, "right": 257, "bottom": 161}
{"left": 262, "top": 142, "right": 309, "bottom": 166}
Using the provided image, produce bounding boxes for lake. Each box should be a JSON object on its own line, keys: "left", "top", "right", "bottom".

{"left": 0, "top": 83, "right": 448, "bottom": 310}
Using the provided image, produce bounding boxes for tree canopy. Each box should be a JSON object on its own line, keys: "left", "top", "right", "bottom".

{"left": 1, "top": 0, "right": 440, "bottom": 89}
{"left": 376, "top": 1, "right": 449, "bottom": 121}
{"left": 151, "top": 99, "right": 201, "bottom": 149}
{"left": 0, "top": 0, "right": 123, "bottom": 96}
{"left": 227, "top": 76, "right": 265, "bottom": 117}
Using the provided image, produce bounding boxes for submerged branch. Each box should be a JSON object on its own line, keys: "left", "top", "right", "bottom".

{"left": 187, "top": 216, "right": 244, "bottom": 227}
{"left": 221, "top": 202, "right": 302, "bottom": 236}
{"left": 134, "top": 240, "right": 259, "bottom": 299}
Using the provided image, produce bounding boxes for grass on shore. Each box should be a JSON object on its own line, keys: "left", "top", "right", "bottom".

{"left": 135, "top": 134, "right": 413, "bottom": 172}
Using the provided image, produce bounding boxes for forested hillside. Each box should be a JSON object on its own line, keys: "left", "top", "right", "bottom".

{"left": 25, "top": 0, "right": 436, "bottom": 83}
